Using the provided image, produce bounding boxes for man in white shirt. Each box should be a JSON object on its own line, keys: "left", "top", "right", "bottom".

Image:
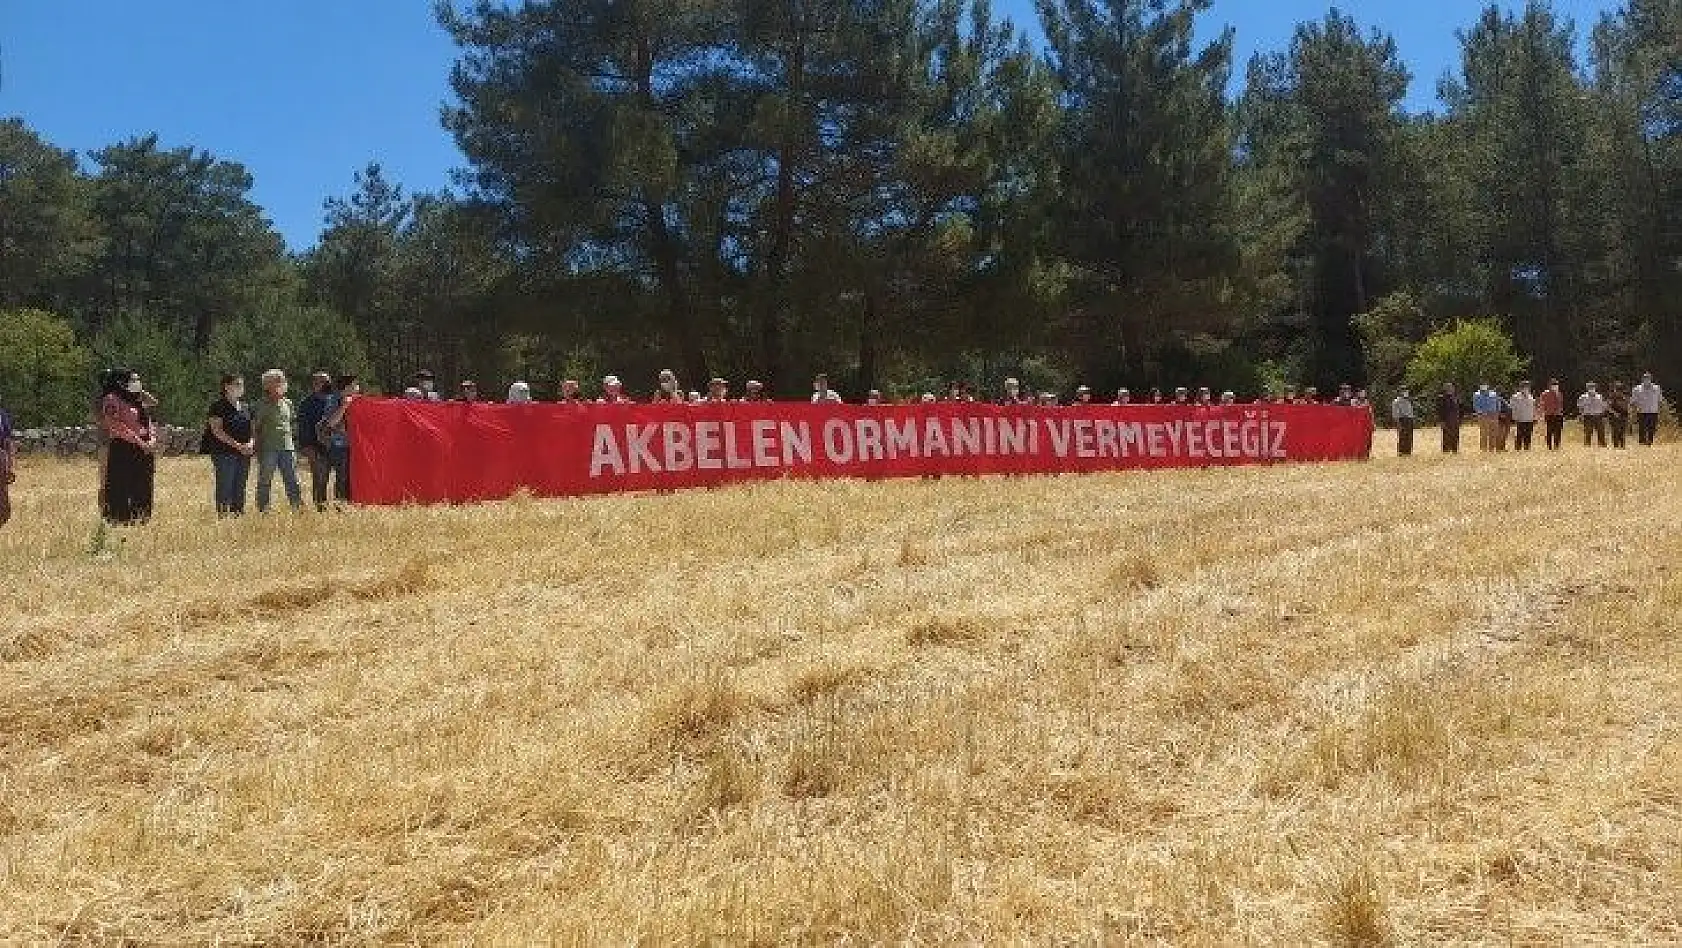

{"left": 1508, "top": 381, "right": 1538, "bottom": 450}
{"left": 1578, "top": 382, "right": 1608, "bottom": 447}
{"left": 811, "top": 374, "right": 843, "bottom": 404}
{"left": 1631, "top": 372, "right": 1664, "bottom": 446}
{"left": 1391, "top": 389, "right": 1416, "bottom": 456}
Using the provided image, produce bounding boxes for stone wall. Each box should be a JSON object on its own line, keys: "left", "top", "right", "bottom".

{"left": 13, "top": 425, "right": 203, "bottom": 459}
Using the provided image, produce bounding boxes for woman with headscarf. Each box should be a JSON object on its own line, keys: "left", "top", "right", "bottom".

{"left": 99, "top": 368, "right": 158, "bottom": 525}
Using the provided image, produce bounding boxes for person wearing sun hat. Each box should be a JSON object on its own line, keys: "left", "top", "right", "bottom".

{"left": 413, "top": 369, "right": 442, "bottom": 402}
{"left": 598, "top": 375, "right": 632, "bottom": 404}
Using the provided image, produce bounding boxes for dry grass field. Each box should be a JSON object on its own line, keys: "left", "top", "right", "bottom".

{"left": 1, "top": 434, "right": 1679, "bottom": 944}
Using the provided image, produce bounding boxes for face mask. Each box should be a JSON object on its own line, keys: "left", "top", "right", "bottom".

{"left": 126, "top": 380, "right": 144, "bottom": 394}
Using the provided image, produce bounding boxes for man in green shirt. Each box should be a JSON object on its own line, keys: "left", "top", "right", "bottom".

{"left": 253, "top": 368, "right": 303, "bottom": 512}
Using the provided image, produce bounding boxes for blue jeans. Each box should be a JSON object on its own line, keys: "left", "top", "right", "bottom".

{"left": 210, "top": 453, "right": 251, "bottom": 515}
{"left": 256, "top": 449, "right": 302, "bottom": 512}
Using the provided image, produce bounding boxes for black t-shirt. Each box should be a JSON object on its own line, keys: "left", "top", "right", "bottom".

{"left": 203, "top": 398, "right": 252, "bottom": 455}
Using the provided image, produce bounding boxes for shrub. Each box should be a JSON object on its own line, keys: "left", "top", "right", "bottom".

{"left": 1405, "top": 319, "right": 1526, "bottom": 417}
{"left": 0, "top": 308, "right": 94, "bottom": 426}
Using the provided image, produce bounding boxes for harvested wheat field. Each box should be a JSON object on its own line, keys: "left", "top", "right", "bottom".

{"left": 1, "top": 438, "right": 1679, "bottom": 944}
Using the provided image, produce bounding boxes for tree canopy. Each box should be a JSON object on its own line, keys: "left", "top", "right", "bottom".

{"left": 0, "top": 0, "right": 1676, "bottom": 424}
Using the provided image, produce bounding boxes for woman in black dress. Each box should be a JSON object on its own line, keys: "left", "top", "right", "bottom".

{"left": 98, "top": 368, "right": 159, "bottom": 525}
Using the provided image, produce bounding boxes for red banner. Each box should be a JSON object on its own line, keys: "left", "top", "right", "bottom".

{"left": 346, "top": 400, "right": 1373, "bottom": 505}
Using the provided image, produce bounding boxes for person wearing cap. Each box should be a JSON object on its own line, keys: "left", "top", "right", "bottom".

{"left": 459, "top": 380, "right": 484, "bottom": 403}
{"left": 865, "top": 389, "right": 885, "bottom": 405}
{"left": 920, "top": 393, "right": 938, "bottom": 404}
{"left": 1220, "top": 391, "right": 1236, "bottom": 406}
{"left": 1074, "top": 385, "right": 1093, "bottom": 405}
{"left": 1539, "top": 379, "right": 1566, "bottom": 450}
{"left": 741, "top": 380, "right": 767, "bottom": 403}
{"left": 811, "top": 374, "right": 842, "bottom": 404}
{"left": 1391, "top": 388, "right": 1416, "bottom": 456}
{"left": 403, "top": 387, "right": 425, "bottom": 400}
{"left": 558, "top": 379, "right": 585, "bottom": 404}
{"left": 1332, "top": 384, "right": 1354, "bottom": 407}
{"left": 414, "top": 370, "right": 442, "bottom": 402}
{"left": 598, "top": 375, "right": 633, "bottom": 404}
{"left": 705, "top": 378, "right": 730, "bottom": 403}
{"left": 1509, "top": 381, "right": 1537, "bottom": 451}
{"left": 1578, "top": 382, "right": 1608, "bottom": 446}
{"left": 507, "top": 381, "right": 533, "bottom": 404}
{"left": 1113, "top": 388, "right": 1132, "bottom": 405}
{"left": 1631, "top": 372, "right": 1664, "bottom": 446}
{"left": 653, "top": 369, "right": 683, "bottom": 404}
{"left": 1038, "top": 391, "right": 1059, "bottom": 407}
{"left": 1149, "top": 388, "right": 1164, "bottom": 404}
{"left": 1171, "top": 387, "right": 1190, "bottom": 406}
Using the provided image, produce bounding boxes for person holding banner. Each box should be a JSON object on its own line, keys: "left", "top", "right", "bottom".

{"left": 653, "top": 369, "right": 683, "bottom": 404}
{"left": 1000, "top": 378, "right": 1031, "bottom": 406}
{"left": 599, "top": 376, "right": 633, "bottom": 404}
{"left": 812, "top": 374, "right": 843, "bottom": 404}
{"left": 414, "top": 369, "right": 442, "bottom": 401}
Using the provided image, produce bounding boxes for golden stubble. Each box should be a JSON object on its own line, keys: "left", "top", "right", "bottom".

{"left": 0, "top": 437, "right": 1678, "bottom": 944}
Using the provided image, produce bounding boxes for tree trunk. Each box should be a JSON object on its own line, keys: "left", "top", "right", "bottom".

{"left": 857, "top": 290, "right": 880, "bottom": 395}
{"left": 634, "top": 38, "right": 707, "bottom": 386}
{"left": 763, "top": 21, "right": 806, "bottom": 394}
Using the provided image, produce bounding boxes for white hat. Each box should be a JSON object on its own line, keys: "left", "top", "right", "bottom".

{"left": 603, "top": 375, "right": 622, "bottom": 387}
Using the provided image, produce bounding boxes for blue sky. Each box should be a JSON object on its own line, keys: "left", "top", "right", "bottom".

{"left": 4, "top": 0, "right": 1620, "bottom": 250}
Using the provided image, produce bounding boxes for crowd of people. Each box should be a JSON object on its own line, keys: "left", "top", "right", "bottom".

{"left": 0, "top": 366, "right": 1665, "bottom": 530}
{"left": 1389, "top": 375, "right": 1667, "bottom": 456}
{"left": 400, "top": 368, "right": 1378, "bottom": 410}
